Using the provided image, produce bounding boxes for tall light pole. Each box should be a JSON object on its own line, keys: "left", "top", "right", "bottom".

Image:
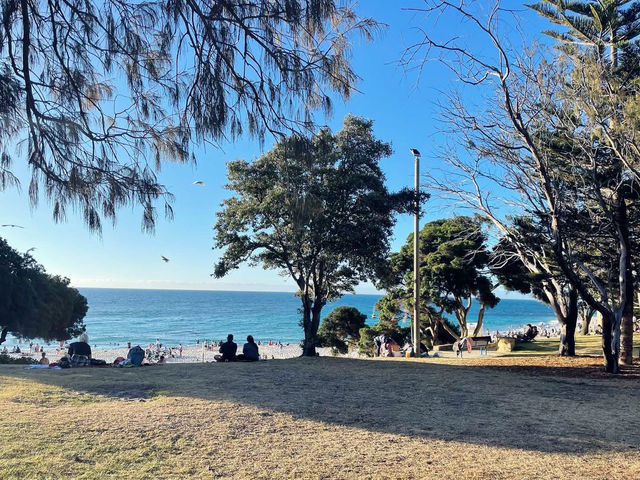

{"left": 409, "top": 148, "right": 421, "bottom": 356}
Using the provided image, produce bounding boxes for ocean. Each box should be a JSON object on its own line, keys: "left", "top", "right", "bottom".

{"left": 6, "top": 289, "right": 558, "bottom": 348}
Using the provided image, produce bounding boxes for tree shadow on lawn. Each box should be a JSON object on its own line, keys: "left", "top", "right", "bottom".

{"left": 3, "top": 357, "right": 640, "bottom": 456}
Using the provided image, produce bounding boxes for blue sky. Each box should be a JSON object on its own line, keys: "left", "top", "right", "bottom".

{"left": 0, "top": 2, "right": 548, "bottom": 296}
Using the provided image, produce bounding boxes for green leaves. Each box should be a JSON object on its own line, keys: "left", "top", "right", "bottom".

{"left": 317, "top": 306, "right": 367, "bottom": 353}
{"left": 377, "top": 216, "right": 498, "bottom": 339}
{"left": 214, "top": 115, "right": 412, "bottom": 352}
{"left": 1, "top": 0, "right": 376, "bottom": 232}
{"left": 528, "top": 0, "right": 640, "bottom": 65}
{"left": 213, "top": 115, "right": 410, "bottom": 296}
{"left": 0, "top": 237, "right": 87, "bottom": 343}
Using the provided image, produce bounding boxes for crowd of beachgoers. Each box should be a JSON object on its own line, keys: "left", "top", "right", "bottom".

{"left": 0, "top": 320, "right": 579, "bottom": 366}
{"left": 0, "top": 335, "right": 317, "bottom": 365}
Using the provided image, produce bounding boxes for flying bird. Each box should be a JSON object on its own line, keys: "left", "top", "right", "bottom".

{"left": 161, "top": 255, "right": 170, "bottom": 263}
{"left": 1, "top": 224, "right": 24, "bottom": 228}
{"left": 193, "top": 181, "right": 205, "bottom": 186}
{"left": 409, "top": 148, "right": 421, "bottom": 157}
{"left": 25, "top": 247, "right": 36, "bottom": 255}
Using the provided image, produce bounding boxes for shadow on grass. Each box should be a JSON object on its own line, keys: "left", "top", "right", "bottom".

{"left": 512, "top": 341, "right": 557, "bottom": 353}
{"left": 2, "top": 357, "right": 640, "bottom": 455}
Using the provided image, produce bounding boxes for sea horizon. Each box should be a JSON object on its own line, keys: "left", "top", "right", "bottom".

{"left": 3, "top": 288, "right": 557, "bottom": 349}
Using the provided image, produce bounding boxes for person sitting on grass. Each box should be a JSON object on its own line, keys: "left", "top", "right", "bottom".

{"left": 68, "top": 333, "right": 91, "bottom": 358}
{"left": 67, "top": 333, "right": 92, "bottom": 366}
{"left": 39, "top": 351, "right": 49, "bottom": 365}
{"left": 214, "top": 334, "right": 237, "bottom": 362}
{"left": 237, "top": 335, "right": 259, "bottom": 362}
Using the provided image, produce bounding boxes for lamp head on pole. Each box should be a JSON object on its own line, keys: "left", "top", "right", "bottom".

{"left": 409, "top": 148, "right": 421, "bottom": 157}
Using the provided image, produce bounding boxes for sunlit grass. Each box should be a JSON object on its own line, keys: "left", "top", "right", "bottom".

{"left": 512, "top": 333, "right": 640, "bottom": 356}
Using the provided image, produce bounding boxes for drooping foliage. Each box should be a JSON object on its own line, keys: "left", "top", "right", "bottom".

{"left": 0, "top": 0, "right": 375, "bottom": 231}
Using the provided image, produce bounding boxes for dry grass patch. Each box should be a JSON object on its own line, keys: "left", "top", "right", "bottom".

{"left": 1, "top": 346, "right": 639, "bottom": 479}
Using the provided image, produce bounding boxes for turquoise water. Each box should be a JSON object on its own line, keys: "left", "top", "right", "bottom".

{"left": 6, "top": 289, "right": 558, "bottom": 348}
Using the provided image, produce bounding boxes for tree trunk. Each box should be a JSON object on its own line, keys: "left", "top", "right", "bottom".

{"left": 601, "top": 311, "right": 620, "bottom": 374}
{"left": 455, "top": 297, "right": 470, "bottom": 338}
{"left": 616, "top": 196, "right": 634, "bottom": 366}
{"left": 302, "top": 332, "right": 316, "bottom": 356}
{"left": 301, "top": 297, "right": 314, "bottom": 357}
{"left": 301, "top": 300, "right": 324, "bottom": 357}
{"left": 438, "top": 317, "right": 461, "bottom": 341}
{"left": 621, "top": 310, "right": 634, "bottom": 366}
{"left": 457, "top": 309, "right": 468, "bottom": 338}
{"left": 472, "top": 303, "right": 486, "bottom": 336}
{"left": 460, "top": 324, "right": 468, "bottom": 338}
{"left": 426, "top": 321, "right": 438, "bottom": 348}
{"left": 559, "top": 321, "right": 576, "bottom": 356}
{"left": 558, "top": 288, "right": 578, "bottom": 356}
{"left": 0, "top": 327, "right": 8, "bottom": 345}
{"left": 620, "top": 254, "right": 634, "bottom": 365}
{"left": 579, "top": 307, "right": 595, "bottom": 335}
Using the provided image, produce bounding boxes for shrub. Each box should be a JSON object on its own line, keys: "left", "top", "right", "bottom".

{"left": 0, "top": 353, "right": 37, "bottom": 364}
{"left": 318, "top": 306, "right": 367, "bottom": 354}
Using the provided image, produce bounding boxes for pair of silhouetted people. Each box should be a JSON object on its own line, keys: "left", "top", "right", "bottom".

{"left": 214, "top": 334, "right": 259, "bottom": 362}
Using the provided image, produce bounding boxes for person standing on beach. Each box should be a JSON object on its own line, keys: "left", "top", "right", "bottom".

{"left": 178, "top": 343, "right": 183, "bottom": 357}
{"left": 214, "top": 334, "right": 237, "bottom": 362}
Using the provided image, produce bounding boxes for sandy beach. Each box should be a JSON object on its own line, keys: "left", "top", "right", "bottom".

{"left": 4, "top": 322, "right": 567, "bottom": 365}
{"left": 7, "top": 343, "right": 344, "bottom": 364}
{"left": 6, "top": 342, "right": 516, "bottom": 364}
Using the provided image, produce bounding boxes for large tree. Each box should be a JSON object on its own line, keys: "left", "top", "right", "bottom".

{"left": 0, "top": 0, "right": 375, "bottom": 231}
{"left": 409, "top": 0, "right": 640, "bottom": 373}
{"left": 0, "top": 237, "right": 87, "bottom": 344}
{"left": 213, "top": 115, "right": 414, "bottom": 356}
{"left": 377, "top": 216, "right": 499, "bottom": 341}
{"left": 527, "top": 0, "right": 640, "bottom": 366}
{"left": 490, "top": 217, "right": 579, "bottom": 356}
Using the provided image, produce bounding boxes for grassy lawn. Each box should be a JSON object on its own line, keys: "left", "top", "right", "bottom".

{"left": 512, "top": 334, "right": 612, "bottom": 356}
{"left": 1, "top": 338, "right": 640, "bottom": 479}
